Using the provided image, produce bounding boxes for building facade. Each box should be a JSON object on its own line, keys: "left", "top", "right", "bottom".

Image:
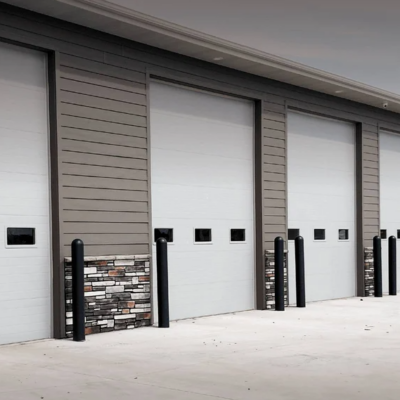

{"left": 0, "top": 1, "right": 397, "bottom": 345}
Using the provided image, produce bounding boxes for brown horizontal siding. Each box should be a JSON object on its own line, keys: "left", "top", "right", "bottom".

{"left": 63, "top": 210, "right": 148, "bottom": 223}
{"left": 63, "top": 233, "right": 149, "bottom": 246}
{"left": 61, "top": 139, "right": 147, "bottom": 158}
{"left": 263, "top": 110, "right": 285, "bottom": 122}
{"left": 364, "top": 182, "right": 379, "bottom": 191}
{"left": 364, "top": 176, "right": 379, "bottom": 186}
{"left": 263, "top": 103, "right": 287, "bottom": 248}
{"left": 364, "top": 225, "right": 380, "bottom": 234}
{"left": 64, "top": 222, "right": 148, "bottom": 234}
{"left": 264, "top": 181, "right": 285, "bottom": 191}
{"left": 60, "top": 67, "right": 146, "bottom": 96}
{"left": 61, "top": 128, "right": 147, "bottom": 148}
{"left": 62, "top": 163, "right": 147, "bottom": 180}
{"left": 364, "top": 203, "right": 379, "bottom": 212}
{"left": 364, "top": 167, "right": 379, "bottom": 177}
{"left": 59, "top": 78, "right": 146, "bottom": 104}
{"left": 364, "top": 211, "right": 379, "bottom": 219}
{"left": 60, "top": 54, "right": 146, "bottom": 83}
{"left": 264, "top": 164, "right": 285, "bottom": 174}
{"left": 61, "top": 103, "right": 147, "bottom": 127}
{"left": 362, "top": 123, "right": 379, "bottom": 246}
{"left": 63, "top": 187, "right": 148, "bottom": 201}
{"left": 61, "top": 175, "right": 147, "bottom": 191}
{"left": 264, "top": 233, "right": 286, "bottom": 244}
{"left": 263, "top": 128, "right": 286, "bottom": 140}
{"left": 65, "top": 199, "right": 148, "bottom": 212}
{"left": 60, "top": 115, "right": 147, "bottom": 138}
{"left": 60, "top": 92, "right": 146, "bottom": 116}
{"left": 60, "top": 152, "right": 147, "bottom": 169}
{"left": 55, "top": 49, "right": 149, "bottom": 257}
{"left": 264, "top": 207, "right": 286, "bottom": 216}
{"left": 264, "top": 172, "right": 286, "bottom": 183}
{"left": 264, "top": 137, "right": 285, "bottom": 148}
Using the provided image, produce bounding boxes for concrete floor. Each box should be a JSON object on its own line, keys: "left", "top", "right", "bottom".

{"left": 1, "top": 297, "right": 400, "bottom": 400}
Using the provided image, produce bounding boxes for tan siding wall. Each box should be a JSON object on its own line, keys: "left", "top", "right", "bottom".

{"left": 0, "top": 3, "right": 398, "bottom": 263}
{"left": 262, "top": 102, "right": 287, "bottom": 247}
{"left": 58, "top": 53, "right": 149, "bottom": 256}
{"left": 362, "top": 124, "right": 380, "bottom": 246}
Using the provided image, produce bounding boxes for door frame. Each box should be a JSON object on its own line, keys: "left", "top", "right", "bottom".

{"left": 146, "top": 70, "right": 264, "bottom": 320}
{"left": 0, "top": 37, "right": 62, "bottom": 338}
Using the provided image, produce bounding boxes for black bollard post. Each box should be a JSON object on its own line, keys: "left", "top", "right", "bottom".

{"left": 156, "top": 237, "right": 170, "bottom": 327}
{"left": 295, "top": 236, "right": 306, "bottom": 308}
{"left": 72, "top": 239, "right": 85, "bottom": 342}
{"left": 275, "top": 236, "right": 285, "bottom": 311}
{"left": 373, "top": 236, "right": 383, "bottom": 298}
{"left": 389, "top": 236, "right": 397, "bottom": 296}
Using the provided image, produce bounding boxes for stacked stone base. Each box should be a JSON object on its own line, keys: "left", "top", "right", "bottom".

{"left": 65, "top": 255, "right": 151, "bottom": 337}
{"left": 265, "top": 250, "right": 288, "bottom": 309}
{"left": 364, "top": 247, "right": 374, "bottom": 297}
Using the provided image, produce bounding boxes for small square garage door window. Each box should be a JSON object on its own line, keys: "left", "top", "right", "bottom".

{"left": 231, "top": 229, "right": 245, "bottom": 242}
{"left": 288, "top": 229, "right": 300, "bottom": 241}
{"left": 195, "top": 229, "right": 212, "bottom": 243}
{"left": 338, "top": 229, "right": 349, "bottom": 241}
{"left": 154, "top": 228, "right": 173, "bottom": 243}
{"left": 314, "top": 229, "right": 325, "bottom": 241}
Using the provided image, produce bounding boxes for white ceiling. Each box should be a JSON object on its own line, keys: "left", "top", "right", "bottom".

{"left": 3, "top": 0, "right": 400, "bottom": 114}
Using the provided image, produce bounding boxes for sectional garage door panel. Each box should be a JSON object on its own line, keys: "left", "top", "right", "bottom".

{"left": 0, "top": 42, "right": 51, "bottom": 344}
{"left": 380, "top": 131, "right": 400, "bottom": 293}
{"left": 287, "top": 112, "right": 356, "bottom": 304}
{"left": 150, "top": 82, "right": 255, "bottom": 321}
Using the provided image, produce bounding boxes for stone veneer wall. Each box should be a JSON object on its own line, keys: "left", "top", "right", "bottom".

{"left": 265, "top": 250, "right": 289, "bottom": 309}
{"left": 364, "top": 247, "right": 374, "bottom": 297}
{"left": 65, "top": 255, "right": 151, "bottom": 337}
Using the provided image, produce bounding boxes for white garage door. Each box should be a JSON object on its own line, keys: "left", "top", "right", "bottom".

{"left": 0, "top": 42, "right": 51, "bottom": 344}
{"left": 288, "top": 112, "right": 356, "bottom": 304}
{"left": 150, "top": 82, "right": 255, "bottom": 321}
{"left": 380, "top": 131, "right": 400, "bottom": 293}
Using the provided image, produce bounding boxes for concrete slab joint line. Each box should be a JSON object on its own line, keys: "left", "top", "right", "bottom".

{"left": 364, "top": 247, "right": 374, "bottom": 297}
{"left": 64, "top": 255, "right": 151, "bottom": 337}
{"left": 265, "top": 250, "right": 289, "bottom": 310}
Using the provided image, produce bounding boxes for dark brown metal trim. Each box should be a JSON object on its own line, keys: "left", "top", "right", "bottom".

{"left": 255, "top": 100, "right": 265, "bottom": 309}
{"left": 355, "top": 123, "right": 365, "bottom": 296}
{"left": 48, "top": 51, "right": 64, "bottom": 338}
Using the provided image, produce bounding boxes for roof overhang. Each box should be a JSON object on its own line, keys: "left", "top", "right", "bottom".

{"left": 4, "top": 0, "right": 400, "bottom": 114}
